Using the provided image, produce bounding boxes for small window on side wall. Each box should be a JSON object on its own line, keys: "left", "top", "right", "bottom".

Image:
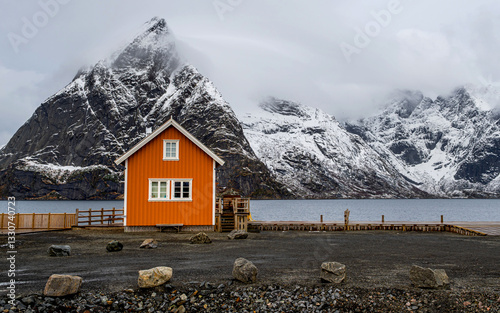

{"left": 163, "top": 140, "right": 179, "bottom": 160}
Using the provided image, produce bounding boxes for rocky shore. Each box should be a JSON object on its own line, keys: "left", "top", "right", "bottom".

{"left": 3, "top": 283, "right": 500, "bottom": 312}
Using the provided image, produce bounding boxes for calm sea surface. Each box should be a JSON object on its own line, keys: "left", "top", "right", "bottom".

{"left": 0, "top": 199, "right": 499, "bottom": 222}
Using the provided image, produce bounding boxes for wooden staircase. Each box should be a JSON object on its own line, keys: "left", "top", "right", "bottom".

{"left": 220, "top": 212, "right": 235, "bottom": 232}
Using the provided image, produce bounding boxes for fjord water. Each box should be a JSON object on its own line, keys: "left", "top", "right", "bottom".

{"left": 1, "top": 199, "right": 499, "bottom": 222}
{"left": 250, "top": 199, "right": 500, "bottom": 222}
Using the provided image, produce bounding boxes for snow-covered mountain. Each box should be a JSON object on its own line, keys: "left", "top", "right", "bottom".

{"left": 240, "top": 98, "right": 427, "bottom": 198}
{"left": 0, "top": 17, "right": 290, "bottom": 199}
{"left": 2, "top": 16, "right": 498, "bottom": 200}
{"left": 345, "top": 86, "right": 500, "bottom": 197}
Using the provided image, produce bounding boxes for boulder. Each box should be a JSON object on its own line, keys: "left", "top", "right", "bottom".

{"left": 140, "top": 239, "right": 158, "bottom": 249}
{"left": 189, "top": 232, "right": 212, "bottom": 244}
{"left": 232, "top": 258, "right": 258, "bottom": 283}
{"left": 43, "top": 274, "right": 82, "bottom": 296}
{"left": 410, "top": 265, "right": 449, "bottom": 289}
{"left": 106, "top": 240, "right": 123, "bottom": 252}
{"left": 227, "top": 230, "right": 248, "bottom": 240}
{"left": 320, "top": 262, "right": 346, "bottom": 283}
{"left": 138, "top": 266, "right": 173, "bottom": 288}
{"left": 48, "top": 245, "right": 71, "bottom": 256}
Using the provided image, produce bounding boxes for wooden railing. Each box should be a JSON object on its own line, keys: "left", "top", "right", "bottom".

{"left": 232, "top": 198, "right": 250, "bottom": 213}
{"left": 215, "top": 198, "right": 223, "bottom": 214}
{"left": 0, "top": 213, "right": 76, "bottom": 230}
{"left": 76, "top": 208, "right": 124, "bottom": 226}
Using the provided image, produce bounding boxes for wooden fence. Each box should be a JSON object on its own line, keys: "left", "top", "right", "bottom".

{"left": 76, "top": 208, "right": 124, "bottom": 226}
{"left": 0, "top": 213, "right": 76, "bottom": 230}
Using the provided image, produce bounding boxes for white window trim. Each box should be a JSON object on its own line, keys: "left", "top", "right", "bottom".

{"left": 148, "top": 179, "right": 171, "bottom": 201}
{"left": 148, "top": 178, "right": 192, "bottom": 202}
{"left": 171, "top": 179, "right": 193, "bottom": 201}
{"left": 163, "top": 139, "right": 179, "bottom": 161}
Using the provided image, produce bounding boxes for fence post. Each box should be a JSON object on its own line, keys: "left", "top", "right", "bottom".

{"left": 32, "top": 213, "right": 36, "bottom": 229}
{"left": 63, "top": 213, "right": 67, "bottom": 228}
{"left": 1, "top": 213, "right": 4, "bottom": 229}
{"left": 88, "top": 208, "right": 92, "bottom": 225}
{"left": 75, "top": 209, "right": 79, "bottom": 226}
{"left": 101, "top": 208, "right": 104, "bottom": 224}
{"left": 112, "top": 207, "right": 115, "bottom": 224}
{"left": 47, "top": 213, "right": 51, "bottom": 229}
{"left": 440, "top": 215, "right": 443, "bottom": 223}
{"left": 382, "top": 215, "right": 385, "bottom": 223}
{"left": 320, "top": 215, "right": 323, "bottom": 223}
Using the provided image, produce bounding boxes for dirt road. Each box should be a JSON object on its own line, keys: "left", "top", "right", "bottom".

{"left": 1, "top": 229, "right": 499, "bottom": 296}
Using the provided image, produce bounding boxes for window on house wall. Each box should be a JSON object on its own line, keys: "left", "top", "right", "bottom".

{"left": 149, "top": 180, "right": 170, "bottom": 200}
{"left": 163, "top": 140, "right": 179, "bottom": 160}
{"left": 149, "top": 179, "right": 192, "bottom": 201}
{"left": 173, "top": 181, "right": 191, "bottom": 199}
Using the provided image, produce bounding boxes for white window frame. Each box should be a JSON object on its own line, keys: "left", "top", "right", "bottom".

{"left": 148, "top": 179, "right": 171, "bottom": 201}
{"left": 171, "top": 179, "right": 193, "bottom": 201}
{"left": 148, "top": 179, "right": 192, "bottom": 202}
{"left": 163, "top": 139, "right": 179, "bottom": 161}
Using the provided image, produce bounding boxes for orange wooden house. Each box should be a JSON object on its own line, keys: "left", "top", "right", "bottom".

{"left": 115, "top": 118, "right": 224, "bottom": 232}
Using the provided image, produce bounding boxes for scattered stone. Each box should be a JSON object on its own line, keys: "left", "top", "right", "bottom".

{"left": 232, "top": 258, "right": 258, "bottom": 283}
{"left": 227, "top": 230, "right": 248, "bottom": 240}
{"left": 175, "top": 305, "right": 186, "bottom": 313}
{"left": 320, "top": 262, "right": 346, "bottom": 284}
{"left": 189, "top": 232, "right": 212, "bottom": 244}
{"left": 410, "top": 265, "right": 449, "bottom": 289}
{"left": 138, "top": 266, "right": 173, "bottom": 288}
{"left": 140, "top": 239, "right": 158, "bottom": 249}
{"left": 106, "top": 240, "right": 123, "bottom": 252}
{"left": 43, "top": 274, "right": 82, "bottom": 296}
{"left": 21, "top": 296, "right": 35, "bottom": 305}
{"left": 47, "top": 245, "right": 71, "bottom": 257}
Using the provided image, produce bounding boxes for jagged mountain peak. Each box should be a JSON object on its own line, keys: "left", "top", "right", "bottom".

{"left": 462, "top": 84, "right": 500, "bottom": 111}
{"left": 242, "top": 99, "right": 425, "bottom": 198}
{"left": 0, "top": 17, "right": 290, "bottom": 200}
{"left": 381, "top": 89, "right": 424, "bottom": 118}
{"left": 109, "top": 16, "right": 180, "bottom": 74}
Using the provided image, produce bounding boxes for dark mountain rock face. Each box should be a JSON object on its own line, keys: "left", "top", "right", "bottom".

{"left": 0, "top": 17, "right": 290, "bottom": 200}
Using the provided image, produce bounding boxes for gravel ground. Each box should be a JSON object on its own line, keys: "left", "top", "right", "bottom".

{"left": 1, "top": 229, "right": 499, "bottom": 312}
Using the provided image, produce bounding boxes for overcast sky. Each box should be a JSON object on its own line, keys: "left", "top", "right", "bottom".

{"left": 1, "top": 0, "right": 500, "bottom": 146}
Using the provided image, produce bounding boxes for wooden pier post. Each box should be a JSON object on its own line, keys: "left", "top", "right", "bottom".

{"left": 382, "top": 215, "right": 385, "bottom": 223}
{"left": 320, "top": 215, "right": 323, "bottom": 223}
{"left": 344, "top": 209, "right": 350, "bottom": 231}
{"left": 0, "top": 213, "right": 3, "bottom": 229}
{"left": 441, "top": 215, "right": 443, "bottom": 223}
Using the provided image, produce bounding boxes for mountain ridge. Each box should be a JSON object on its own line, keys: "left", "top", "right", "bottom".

{"left": 0, "top": 17, "right": 291, "bottom": 200}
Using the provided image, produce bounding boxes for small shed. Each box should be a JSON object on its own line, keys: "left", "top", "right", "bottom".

{"left": 115, "top": 118, "right": 224, "bottom": 232}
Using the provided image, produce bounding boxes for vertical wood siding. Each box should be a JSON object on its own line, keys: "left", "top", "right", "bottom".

{"left": 126, "top": 127, "right": 214, "bottom": 226}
